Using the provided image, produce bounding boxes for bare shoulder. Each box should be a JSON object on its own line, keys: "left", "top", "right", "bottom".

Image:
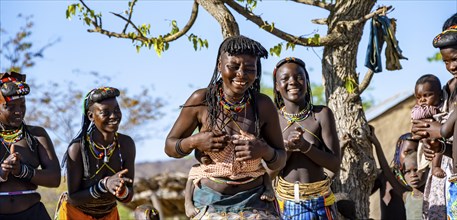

{"left": 313, "top": 105, "right": 334, "bottom": 118}
{"left": 255, "top": 93, "right": 276, "bottom": 110}
{"left": 67, "top": 140, "right": 82, "bottom": 159}
{"left": 25, "top": 125, "right": 49, "bottom": 137}
{"left": 185, "top": 88, "right": 208, "bottom": 106}
{"left": 117, "top": 133, "right": 135, "bottom": 146}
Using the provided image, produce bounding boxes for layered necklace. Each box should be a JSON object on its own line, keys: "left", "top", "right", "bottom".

{"left": 87, "top": 131, "right": 118, "bottom": 163}
{"left": 0, "top": 125, "right": 24, "bottom": 162}
{"left": 219, "top": 88, "right": 250, "bottom": 131}
{"left": 280, "top": 103, "right": 312, "bottom": 132}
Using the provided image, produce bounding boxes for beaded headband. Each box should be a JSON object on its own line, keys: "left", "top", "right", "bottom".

{"left": 433, "top": 25, "right": 457, "bottom": 48}
{"left": 0, "top": 72, "right": 30, "bottom": 105}
{"left": 83, "top": 86, "right": 120, "bottom": 114}
{"left": 273, "top": 57, "right": 307, "bottom": 77}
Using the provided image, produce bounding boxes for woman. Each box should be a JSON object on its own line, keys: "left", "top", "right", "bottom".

{"left": 272, "top": 57, "right": 340, "bottom": 219}
{"left": 165, "top": 35, "right": 286, "bottom": 219}
{"left": 411, "top": 13, "right": 457, "bottom": 219}
{"left": 0, "top": 72, "right": 60, "bottom": 220}
{"left": 58, "top": 87, "right": 136, "bottom": 220}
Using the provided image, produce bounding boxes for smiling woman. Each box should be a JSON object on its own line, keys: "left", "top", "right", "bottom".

{"left": 165, "top": 35, "right": 286, "bottom": 219}
{"left": 57, "top": 87, "right": 136, "bottom": 220}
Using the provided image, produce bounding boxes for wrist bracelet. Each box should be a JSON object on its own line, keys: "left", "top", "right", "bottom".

{"left": 301, "top": 144, "right": 312, "bottom": 154}
{"left": 438, "top": 142, "right": 447, "bottom": 154}
{"left": 117, "top": 187, "right": 129, "bottom": 200}
{"left": 0, "top": 174, "right": 7, "bottom": 182}
{"left": 175, "top": 138, "right": 190, "bottom": 157}
{"left": 13, "top": 164, "right": 35, "bottom": 181}
{"left": 264, "top": 149, "right": 278, "bottom": 164}
{"left": 89, "top": 185, "right": 101, "bottom": 199}
{"left": 98, "top": 177, "right": 108, "bottom": 193}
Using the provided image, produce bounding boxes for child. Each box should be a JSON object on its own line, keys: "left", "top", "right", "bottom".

{"left": 411, "top": 74, "right": 445, "bottom": 178}
{"left": 402, "top": 152, "right": 428, "bottom": 220}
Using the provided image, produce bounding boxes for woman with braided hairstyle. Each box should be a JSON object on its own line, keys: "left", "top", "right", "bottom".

{"left": 0, "top": 72, "right": 61, "bottom": 220}
{"left": 57, "top": 87, "right": 136, "bottom": 220}
{"left": 165, "top": 35, "right": 286, "bottom": 219}
{"left": 272, "top": 57, "right": 340, "bottom": 220}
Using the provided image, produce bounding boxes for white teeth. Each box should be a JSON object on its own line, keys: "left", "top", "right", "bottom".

{"left": 288, "top": 89, "right": 299, "bottom": 92}
{"left": 234, "top": 81, "right": 246, "bottom": 86}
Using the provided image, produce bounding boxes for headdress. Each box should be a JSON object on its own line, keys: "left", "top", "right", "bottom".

{"left": 433, "top": 25, "right": 457, "bottom": 48}
{"left": 0, "top": 72, "right": 30, "bottom": 105}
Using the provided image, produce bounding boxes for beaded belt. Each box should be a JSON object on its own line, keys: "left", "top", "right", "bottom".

{"left": 0, "top": 190, "right": 37, "bottom": 196}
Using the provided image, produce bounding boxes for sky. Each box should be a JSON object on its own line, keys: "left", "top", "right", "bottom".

{"left": 1, "top": 0, "right": 456, "bottom": 163}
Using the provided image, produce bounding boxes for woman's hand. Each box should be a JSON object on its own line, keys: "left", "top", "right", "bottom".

{"left": 284, "top": 127, "right": 310, "bottom": 153}
{"left": 411, "top": 119, "right": 442, "bottom": 140}
{"left": 1, "top": 144, "right": 21, "bottom": 176}
{"left": 105, "top": 169, "right": 132, "bottom": 196}
{"left": 232, "top": 130, "right": 265, "bottom": 161}
{"left": 191, "top": 130, "right": 230, "bottom": 153}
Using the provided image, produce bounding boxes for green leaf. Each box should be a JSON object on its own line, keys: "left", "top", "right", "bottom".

{"left": 345, "top": 77, "right": 357, "bottom": 94}
{"left": 136, "top": 45, "right": 141, "bottom": 53}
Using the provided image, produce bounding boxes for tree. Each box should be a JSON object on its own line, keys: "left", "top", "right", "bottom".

{"left": 1, "top": 14, "right": 164, "bottom": 152}
{"left": 67, "top": 0, "right": 394, "bottom": 218}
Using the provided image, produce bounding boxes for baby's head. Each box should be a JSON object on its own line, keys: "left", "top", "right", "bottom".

{"left": 414, "top": 74, "right": 442, "bottom": 107}
{"left": 134, "top": 204, "right": 160, "bottom": 220}
{"left": 402, "top": 151, "right": 427, "bottom": 189}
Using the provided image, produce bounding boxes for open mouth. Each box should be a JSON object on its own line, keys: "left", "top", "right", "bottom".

{"left": 233, "top": 80, "right": 247, "bottom": 87}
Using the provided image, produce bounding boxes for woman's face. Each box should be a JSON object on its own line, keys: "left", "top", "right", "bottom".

{"left": 441, "top": 47, "right": 457, "bottom": 77}
{"left": 0, "top": 98, "right": 26, "bottom": 129}
{"left": 88, "top": 98, "right": 122, "bottom": 134}
{"left": 218, "top": 52, "right": 258, "bottom": 100}
{"left": 275, "top": 62, "right": 308, "bottom": 103}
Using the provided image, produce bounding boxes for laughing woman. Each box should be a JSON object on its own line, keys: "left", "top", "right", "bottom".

{"left": 165, "top": 35, "right": 286, "bottom": 219}
{"left": 0, "top": 72, "right": 61, "bottom": 220}
{"left": 57, "top": 87, "right": 136, "bottom": 220}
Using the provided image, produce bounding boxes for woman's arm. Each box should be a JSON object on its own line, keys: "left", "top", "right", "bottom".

{"left": 369, "top": 126, "right": 408, "bottom": 195}
{"left": 306, "top": 106, "right": 341, "bottom": 173}
{"left": 116, "top": 134, "right": 136, "bottom": 203}
{"left": 164, "top": 89, "right": 228, "bottom": 158}
{"left": 30, "top": 126, "right": 61, "bottom": 187}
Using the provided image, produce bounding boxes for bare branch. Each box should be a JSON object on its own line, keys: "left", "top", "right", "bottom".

{"left": 359, "top": 69, "right": 374, "bottom": 94}
{"left": 122, "top": 0, "right": 138, "bottom": 34}
{"left": 84, "top": 1, "right": 199, "bottom": 44}
{"left": 223, "top": 0, "right": 337, "bottom": 46}
{"left": 311, "top": 18, "right": 327, "bottom": 25}
{"left": 290, "top": 0, "right": 334, "bottom": 11}
{"left": 344, "top": 5, "right": 393, "bottom": 27}
{"left": 111, "top": 12, "right": 145, "bottom": 38}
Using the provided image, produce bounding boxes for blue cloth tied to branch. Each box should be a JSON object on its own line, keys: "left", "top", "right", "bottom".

{"left": 365, "top": 15, "right": 408, "bottom": 73}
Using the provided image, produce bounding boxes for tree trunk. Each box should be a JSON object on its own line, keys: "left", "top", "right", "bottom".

{"left": 324, "top": 0, "right": 377, "bottom": 219}
{"left": 197, "top": 0, "right": 240, "bottom": 38}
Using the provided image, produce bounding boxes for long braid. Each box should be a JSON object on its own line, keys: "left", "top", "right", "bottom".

{"left": 206, "top": 35, "right": 268, "bottom": 136}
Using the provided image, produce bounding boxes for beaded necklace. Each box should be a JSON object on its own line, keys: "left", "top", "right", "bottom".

{"left": 280, "top": 103, "right": 312, "bottom": 132}
{"left": 86, "top": 131, "right": 122, "bottom": 179}
{"left": 0, "top": 125, "right": 24, "bottom": 163}
{"left": 219, "top": 88, "right": 250, "bottom": 113}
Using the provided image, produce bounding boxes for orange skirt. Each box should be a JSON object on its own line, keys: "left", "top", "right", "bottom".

{"left": 56, "top": 195, "right": 119, "bottom": 220}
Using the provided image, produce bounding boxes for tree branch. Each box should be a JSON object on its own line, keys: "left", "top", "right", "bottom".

{"left": 311, "top": 18, "right": 327, "bottom": 25}
{"left": 122, "top": 0, "right": 137, "bottom": 34}
{"left": 359, "top": 69, "right": 374, "bottom": 94}
{"left": 290, "top": 0, "right": 334, "bottom": 11}
{"left": 343, "top": 6, "right": 393, "bottom": 27}
{"left": 223, "top": 0, "right": 337, "bottom": 46}
{"left": 83, "top": 0, "right": 199, "bottom": 44}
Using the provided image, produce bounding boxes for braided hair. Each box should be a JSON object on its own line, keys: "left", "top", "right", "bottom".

{"left": 205, "top": 35, "right": 268, "bottom": 137}
{"left": 62, "top": 87, "right": 120, "bottom": 178}
{"left": 273, "top": 57, "right": 312, "bottom": 109}
{"left": 392, "top": 132, "right": 417, "bottom": 170}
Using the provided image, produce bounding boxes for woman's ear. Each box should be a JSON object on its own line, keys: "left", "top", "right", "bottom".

{"left": 87, "top": 110, "right": 94, "bottom": 122}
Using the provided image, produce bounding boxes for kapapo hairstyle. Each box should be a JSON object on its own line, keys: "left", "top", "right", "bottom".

{"left": 433, "top": 25, "right": 457, "bottom": 49}
{"left": 63, "top": 87, "right": 120, "bottom": 177}
{"left": 206, "top": 35, "right": 268, "bottom": 135}
{"left": 443, "top": 13, "right": 457, "bottom": 31}
{"left": 0, "top": 72, "right": 30, "bottom": 104}
{"left": 272, "top": 57, "right": 311, "bottom": 109}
